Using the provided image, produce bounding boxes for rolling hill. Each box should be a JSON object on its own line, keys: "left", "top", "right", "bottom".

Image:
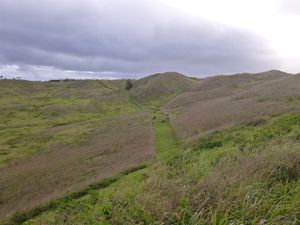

{"left": 163, "top": 71, "right": 300, "bottom": 141}
{"left": 130, "top": 72, "right": 197, "bottom": 108}
{"left": 0, "top": 71, "right": 299, "bottom": 225}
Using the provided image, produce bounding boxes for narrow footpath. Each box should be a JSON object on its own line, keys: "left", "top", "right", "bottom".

{"left": 152, "top": 111, "right": 182, "bottom": 162}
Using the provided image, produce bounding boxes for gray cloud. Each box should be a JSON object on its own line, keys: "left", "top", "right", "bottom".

{"left": 0, "top": 0, "right": 278, "bottom": 80}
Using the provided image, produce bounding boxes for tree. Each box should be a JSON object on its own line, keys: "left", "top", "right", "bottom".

{"left": 125, "top": 79, "right": 133, "bottom": 90}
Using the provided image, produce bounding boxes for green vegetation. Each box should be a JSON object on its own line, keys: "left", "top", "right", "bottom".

{"left": 125, "top": 79, "right": 133, "bottom": 90}
{"left": 164, "top": 72, "right": 300, "bottom": 140}
{"left": 0, "top": 80, "right": 154, "bottom": 222}
{"left": 16, "top": 113, "right": 300, "bottom": 225}
{"left": 10, "top": 164, "right": 148, "bottom": 225}
{"left": 0, "top": 80, "right": 141, "bottom": 166}
{"left": 153, "top": 111, "right": 181, "bottom": 162}
{"left": 1, "top": 72, "right": 299, "bottom": 224}
{"left": 131, "top": 72, "right": 196, "bottom": 109}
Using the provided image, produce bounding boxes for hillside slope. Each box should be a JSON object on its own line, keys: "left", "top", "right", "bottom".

{"left": 17, "top": 110, "right": 300, "bottom": 225}
{"left": 0, "top": 79, "right": 155, "bottom": 220}
{"left": 163, "top": 71, "right": 300, "bottom": 140}
{"left": 131, "top": 72, "right": 196, "bottom": 108}
{"left": 164, "top": 70, "right": 289, "bottom": 109}
{"left": 1, "top": 71, "right": 300, "bottom": 225}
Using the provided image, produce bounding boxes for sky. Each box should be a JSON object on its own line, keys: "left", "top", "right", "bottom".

{"left": 0, "top": 0, "right": 300, "bottom": 80}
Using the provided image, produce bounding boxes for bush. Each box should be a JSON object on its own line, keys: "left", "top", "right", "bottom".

{"left": 197, "top": 138, "right": 223, "bottom": 150}
{"left": 125, "top": 80, "right": 133, "bottom": 90}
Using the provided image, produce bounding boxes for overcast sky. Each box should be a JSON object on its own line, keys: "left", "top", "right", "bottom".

{"left": 0, "top": 0, "right": 300, "bottom": 80}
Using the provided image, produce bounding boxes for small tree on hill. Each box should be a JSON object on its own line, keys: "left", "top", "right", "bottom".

{"left": 125, "top": 79, "right": 133, "bottom": 90}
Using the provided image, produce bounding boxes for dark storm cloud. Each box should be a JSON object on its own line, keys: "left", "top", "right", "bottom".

{"left": 0, "top": 0, "right": 278, "bottom": 79}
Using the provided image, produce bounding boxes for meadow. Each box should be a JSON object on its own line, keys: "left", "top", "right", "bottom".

{"left": 16, "top": 112, "right": 300, "bottom": 225}
{"left": 0, "top": 71, "right": 299, "bottom": 224}
{"left": 0, "top": 79, "right": 155, "bottom": 221}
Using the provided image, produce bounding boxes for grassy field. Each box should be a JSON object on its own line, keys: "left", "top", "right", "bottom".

{"left": 0, "top": 79, "right": 155, "bottom": 221}
{"left": 15, "top": 112, "right": 300, "bottom": 225}
{"left": 0, "top": 71, "right": 299, "bottom": 224}
{"left": 0, "top": 79, "right": 143, "bottom": 165}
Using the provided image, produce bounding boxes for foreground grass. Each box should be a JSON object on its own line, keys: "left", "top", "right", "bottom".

{"left": 17, "top": 112, "right": 300, "bottom": 225}
{"left": 6, "top": 164, "right": 148, "bottom": 225}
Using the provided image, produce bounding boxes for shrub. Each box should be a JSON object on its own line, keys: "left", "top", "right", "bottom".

{"left": 125, "top": 80, "right": 133, "bottom": 90}
{"left": 197, "top": 138, "right": 223, "bottom": 150}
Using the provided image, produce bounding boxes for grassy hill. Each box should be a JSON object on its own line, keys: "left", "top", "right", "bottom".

{"left": 131, "top": 72, "right": 196, "bottom": 108}
{"left": 0, "top": 71, "right": 299, "bottom": 224}
{"left": 0, "top": 79, "right": 155, "bottom": 221}
{"left": 163, "top": 71, "right": 300, "bottom": 141}
{"left": 15, "top": 112, "right": 300, "bottom": 225}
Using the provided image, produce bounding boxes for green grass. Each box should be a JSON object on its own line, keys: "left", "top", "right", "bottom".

{"left": 130, "top": 72, "right": 196, "bottom": 110}
{"left": 153, "top": 111, "right": 181, "bottom": 162}
{"left": 9, "top": 109, "right": 180, "bottom": 225}
{"left": 0, "top": 79, "right": 156, "bottom": 223}
{"left": 7, "top": 164, "right": 148, "bottom": 225}
{"left": 1, "top": 79, "right": 299, "bottom": 225}
{"left": 21, "top": 167, "right": 151, "bottom": 225}
{"left": 18, "top": 112, "right": 300, "bottom": 225}
{"left": 0, "top": 80, "right": 141, "bottom": 166}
